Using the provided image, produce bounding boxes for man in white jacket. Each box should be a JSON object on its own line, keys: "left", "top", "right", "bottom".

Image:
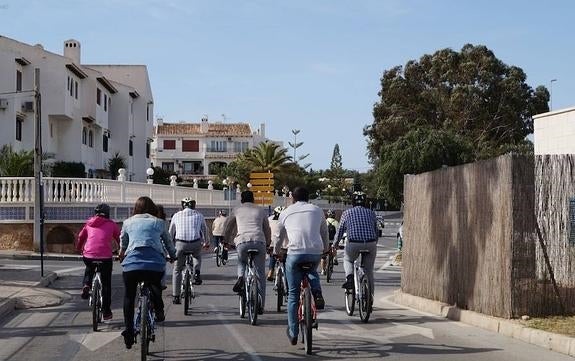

{"left": 273, "top": 187, "right": 329, "bottom": 345}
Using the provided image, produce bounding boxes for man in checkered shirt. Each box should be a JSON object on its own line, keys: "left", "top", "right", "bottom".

{"left": 333, "top": 191, "right": 379, "bottom": 292}
{"left": 170, "top": 197, "right": 209, "bottom": 304}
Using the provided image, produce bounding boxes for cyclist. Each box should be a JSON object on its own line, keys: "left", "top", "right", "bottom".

{"left": 223, "top": 190, "right": 271, "bottom": 314}
{"left": 320, "top": 209, "right": 339, "bottom": 274}
{"left": 75, "top": 203, "right": 120, "bottom": 321}
{"left": 272, "top": 187, "right": 328, "bottom": 345}
{"left": 266, "top": 206, "right": 285, "bottom": 281}
{"left": 170, "top": 197, "right": 209, "bottom": 304}
{"left": 333, "top": 191, "right": 378, "bottom": 295}
{"left": 118, "top": 196, "right": 176, "bottom": 349}
{"left": 212, "top": 209, "right": 228, "bottom": 261}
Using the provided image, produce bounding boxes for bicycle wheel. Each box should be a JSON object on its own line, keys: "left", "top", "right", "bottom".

{"left": 358, "top": 276, "right": 372, "bottom": 323}
{"left": 239, "top": 292, "right": 246, "bottom": 318}
{"left": 276, "top": 268, "right": 284, "bottom": 312}
{"left": 140, "top": 294, "right": 149, "bottom": 361}
{"left": 248, "top": 278, "right": 258, "bottom": 325}
{"left": 215, "top": 246, "right": 221, "bottom": 267}
{"left": 326, "top": 254, "right": 334, "bottom": 283}
{"left": 91, "top": 279, "right": 101, "bottom": 331}
{"left": 221, "top": 248, "right": 228, "bottom": 266}
{"left": 345, "top": 288, "right": 355, "bottom": 316}
{"left": 183, "top": 272, "right": 191, "bottom": 315}
{"left": 303, "top": 287, "right": 313, "bottom": 355}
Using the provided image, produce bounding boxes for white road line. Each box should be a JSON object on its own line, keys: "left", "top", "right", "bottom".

{"left": 210, "top": 304, "right": 263, "bottom": 361}
{"left": 55, "top": 266, "right": 87, "bottom": 275}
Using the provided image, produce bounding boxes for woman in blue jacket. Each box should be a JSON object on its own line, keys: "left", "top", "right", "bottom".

{"left": 118, "top": 196, "right": 176, "bottom": 349}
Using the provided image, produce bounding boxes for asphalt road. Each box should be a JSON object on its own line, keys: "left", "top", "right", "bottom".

{"left": 0, "top": 227, "right": 572, "bottom": 360}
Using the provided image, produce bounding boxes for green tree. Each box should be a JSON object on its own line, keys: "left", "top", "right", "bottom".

{"left": 0, "top": 145, "right": 34, "bottom": 176}
{"left": 364, "top": 44, "right": 549, "bottom": 205}
{"left": 243, "top": 141, "right": 292, "bottom": 172}
{"left": 107, "top": 152, "right": 126, "bottom": 180}
{"left": 51, "top": 161, "right": 86, "bottom": 178}
{"left": 324, "top": 144, "right": 347, "bottom": 202}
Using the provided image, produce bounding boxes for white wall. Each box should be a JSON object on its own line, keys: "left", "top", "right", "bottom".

{"left": 534, "top": 107, "right": 575, "bottom": 155}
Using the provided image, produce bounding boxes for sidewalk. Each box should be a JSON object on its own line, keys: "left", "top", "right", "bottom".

{"left": 0, "top": 250, "right": 74, "bottom": 322}
{"left": 390, "top": 290, "right": 575, "bottom": 358}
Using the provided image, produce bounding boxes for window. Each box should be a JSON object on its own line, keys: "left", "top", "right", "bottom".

{"left": 162, "top": 162, "right": 174, "bottom": 172}
{"left": 75, "top": 81, "right": 78, "bottom": 99}
{"left": 82, "top": 127, "right": 87, "bottom": 145}
{"left": 233, "top": 141, "right": 249, "bottom": 153}
{"left": 88, "top": 130, "right": 93, "bottom": 147}
{"left": 96, "top": 88, "right": 101, "bottom": 105}
{"left": 103, "top": 135, "right": 108, "bottom": 152}
{"left": 15, "top": 116, "right": 23, "bottom": 141}
{"left": 146, "top": 103, "right": 150, "bottom": 122}
{"left": 209, "top": 140, "right": 227, "bottom": 152}
{"left": 182, "top": 140, "right": 199, "bottom": 152}
{"left": 16, "top": 70, "right": 22, "bottom": 92}
{"left": 104, "top": 94, "right": 107, "bottom": 111}
{"left": 163, "top": 139, "right": 176, "bottom": 150}
{"left": 129, "top": 140, "right": 133, "bottom": 156}
{"left": 67, "top": 76, "right": 70, "bottom": 91}
{"left": 146, "top": 142, "right": 150, "bottom": 158}
{"left": 50, "top": 122, "right": 53, "bottom": 138}
{"left": 182, "top": 161, "right": 202, "bottom": 174}
{"left": 70, "top": 77, "right": 74, "bottom": 96}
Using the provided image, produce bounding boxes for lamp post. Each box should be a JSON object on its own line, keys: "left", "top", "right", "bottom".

{"left": 146, "top": 167, "right": 154, "bottom": 184}
{"left": 550, "top": 79, "right": 557, "bottom": 111}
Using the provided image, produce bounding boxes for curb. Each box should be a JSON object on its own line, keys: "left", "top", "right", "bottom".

{"left": 390, "top": 290, "right": 575, "bottom": 358}
{"left": 0, "top": 253, "right": 82, "bottom": 261}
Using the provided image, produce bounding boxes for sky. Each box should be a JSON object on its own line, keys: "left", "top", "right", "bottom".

{"left": 1, "top": 0, "right": 574, "bottom": 171}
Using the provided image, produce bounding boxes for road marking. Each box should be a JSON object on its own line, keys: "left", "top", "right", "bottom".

{"left": 55, "top": 266, "right": 86, "bottom": 275}
{"left": 69, "top": 330, "right": 121, "bottom": 351}
{"left": 0, "top": 265, "right": 38, "bottom": 270}
{"left": 210, "top": 304, "right": 263, "bottom": 361}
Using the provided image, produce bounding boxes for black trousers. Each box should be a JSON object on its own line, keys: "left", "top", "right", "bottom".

{"left": 83, "top": 257, "right": 113, "bottom": 313}
{"left": 122, "top": 270, "right": 164, "bottom": 332}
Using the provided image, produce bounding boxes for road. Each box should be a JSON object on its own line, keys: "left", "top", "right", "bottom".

{"left": 0, "top": 222, "right": 572, "bottom": 360}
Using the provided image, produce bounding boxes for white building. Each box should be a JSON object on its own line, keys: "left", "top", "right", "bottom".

{"left": 534, "top": 107, "right": 575, "bottom": 155}
{"left": 0, "top": 35, "right": 153, "bottom": 181}
{"left": 152, "top": 117, "right": 275, "bottom": 180}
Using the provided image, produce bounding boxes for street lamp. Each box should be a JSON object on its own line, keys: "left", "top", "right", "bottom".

{"left": 146, "top": 167, "right": 154, "bottom": 184}
{"left": 550, "top": 79, "right": 557, "bottom": 111}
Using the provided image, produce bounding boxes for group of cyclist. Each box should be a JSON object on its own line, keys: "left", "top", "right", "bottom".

{"left": 75, "top": 185, "right": 379, "bottom": 349}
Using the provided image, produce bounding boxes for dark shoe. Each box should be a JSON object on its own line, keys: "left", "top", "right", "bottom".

{"left": 266, "top": 269, "right": 275, "bottom": 282}
{"left": 333, "top": 258, "right": 338, "bottom": 265}
{"left": 81, "top": 285, "right": 90, "bottom": 300}
{"left": 258, "top": 306, "right": 264, "bottom": 315}
{"left": 222, "top": 249, "right": 228, "bottom": 260}
{"left": 172, "top": 295, "right": 181, "bottom": 305}
{"left": 193, "top": 273, "right": 203, "bottom": 285}
{"left": 232, "top": 276, "right": 244, "bottom": 293}
{"left": 313, "top": 291, "right": 325, "bottom": 310}
{"left": 286, "top": 327, "right": 297, "bottom": 345}
{"left": 103, "top": 311, "right": 113, "bottom": 321}
{"left": 121, "top": 329, "right": 134, "bottom": 349}
{"left": 341, "top": 275, "right": 354, "bottom": 290}
{"left": 155, "top": 309, "right": 165, "bottom": 322}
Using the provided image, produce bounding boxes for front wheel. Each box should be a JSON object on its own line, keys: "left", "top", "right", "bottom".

{"left": 345, "top": 288, "right": 355, "bottom": 316}
{"left": 140, "top": 295, "right": 149, "bottom": 360}
{"left": 358, "top": 276, "right": 372, "bottom": 323}
{"left": 303, "top": 287, "right": 313, "bottom": 355}
{"left": 183, "top": 272, "right": 191, "bottom": 315}
{"left": 91, "top": 280, "right": 101, "bottom": 332}
{"left": 215, "top": 246, "right": 221, "bottom": 267}
{"left": 276, "top": 269, "right": 284, "bottom": 312}
{"left": 239, "top": 293, "right": 246, "bottom": 318}
{"left": 326, "top": 254, "right": 334, "bottom": 283}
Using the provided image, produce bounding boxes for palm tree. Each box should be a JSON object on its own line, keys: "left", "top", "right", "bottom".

{"left": 0, "top": 145, "right": 34, "bottom": 176}
{"left": 107, "top": 152, "right": 126, "bottom": 179}
{"left": 242, "top": 142, "right": 292, "bottom": 172}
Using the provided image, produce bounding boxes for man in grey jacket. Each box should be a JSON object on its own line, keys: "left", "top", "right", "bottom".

{"left": 223, "top": 190, "right": 271, "bottom": 314}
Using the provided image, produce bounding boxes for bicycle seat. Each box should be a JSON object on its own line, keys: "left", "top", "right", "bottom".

{"left": 247, "top": 249, "right": 260, "bottom": 256}
{"left": 359, "top": 250, "right": 371, "bottom": 255}
{"left": 298, "top": 262, "right": 314, "bottom": 271}
{"left": 182, "top": 251, "right": 195, "bottom": 255}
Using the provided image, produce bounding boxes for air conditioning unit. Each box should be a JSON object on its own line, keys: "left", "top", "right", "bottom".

{"left": 0, "top": 99, "right": 7, "bottom": 110}
{"left": 21, "top": 101, "right": 34, "bottom": 112}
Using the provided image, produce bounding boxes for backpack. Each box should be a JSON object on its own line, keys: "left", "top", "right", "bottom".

{"left": 327, "top": 221, "right": 337, "bottom": 241}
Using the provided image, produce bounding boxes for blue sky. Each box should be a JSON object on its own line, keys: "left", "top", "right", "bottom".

{"left": 1, "top": 0, "right": 573, "bottom": 171}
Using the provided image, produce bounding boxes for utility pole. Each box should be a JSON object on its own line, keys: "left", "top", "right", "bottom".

{"left": 33, "top": 68, "right": 45, "bottom": 276}
{"left": 550, "top": 79, "right": 557, "bottom": 111}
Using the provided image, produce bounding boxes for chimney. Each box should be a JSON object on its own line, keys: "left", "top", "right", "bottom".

{"left": 63, "top": 39, "right": 81, "bottom": 64}
{"left": 200, "top": 116, "right": 208, "bottom": 134}
{"left": 156, "top": 117, "right": 163, "bottom": 126}
{"left": 260, "top": 123, "right": 266, "bottom": 138}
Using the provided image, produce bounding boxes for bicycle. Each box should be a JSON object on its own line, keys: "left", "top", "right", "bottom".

{"left": 344, "top": 249, "right": 373, "bottom": 323}
{"left": 238, "top": 248, "right": 261, "bottom": 325}
{"left": 297, "top": 262, "right": 318, "bottom": 355}
{"left": 89, "top": 261, "right": 103, "bottom": 331}
{"left": 134, "top": 281, "right": 156, "bottom": 361}
{"left": 215, "top": 241, "right": 228, "bottom": 267}
{"left": 274, "top": 253, "right": 288, "bottom": 312}
{"left": 181, "top": 252, "right": 196, "bottom": 315}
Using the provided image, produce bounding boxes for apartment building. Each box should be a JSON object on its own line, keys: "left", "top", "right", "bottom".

{"left": 534, "top": 106, "right": 575, "bottom": 155}
{"left": 0, "top": 35, "right": 153, "bottom": 181}
{"left": 152, "top": 117, "right": 271, "bottom": 180}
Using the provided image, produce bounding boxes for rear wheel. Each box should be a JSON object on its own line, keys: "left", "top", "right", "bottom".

{"left": 183, "top": 272, "right": 191, "bottom": 315}
{"left": 140, "top": 294, "right": 149, "bottom": 361}
{"left": 221, "top": 246, "right": 228, "bottom": 266}
{"left": 239, "top": 292, "right": 246, "bottom": 318}
{"left": 303, "top": 287, "right": 313, "bottom": 355}
{"left": 248, "top": 278, "right": 258, "bottom": 325}
{"left": 91, "top": 279, "right": 101, "bottom": 331}
{"left": 345, "top": 288, "right": 355, "bottom": 316}
{"left": 326, "top": 254, "right": 334, "bottom": 283}
{"left": 276, "top": 268, "right": 284, "bottom": 312}
{"left": 215, "top": 246, "right": 221, "bottom": 267}
{"left": 358, "top": 276, "right": 372, "bottom": 323}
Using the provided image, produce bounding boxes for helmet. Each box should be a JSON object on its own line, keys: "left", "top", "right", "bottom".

{"left": 273, "top": 206, "right": 285, "bottom": 216}
{"left": 326, "top": 209, "right": 335, "bottom": 218}
{"left": 94, "top": 203, "right": 111, "bottom": 218}
{"left": 181, "top": 197, "right": 195, "bottom": 209}
{"left": 218, "top": 209, "right": 227, "bottom": 216}
{"left": 351, "top": 191, "right": 367, "bottom": 207}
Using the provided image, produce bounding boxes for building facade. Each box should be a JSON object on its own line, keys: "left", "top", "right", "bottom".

{"left": 533, "top": 106, "right": 575, "bottom": 155}
{"left": 0, "top": 36, "right": 153, "bottom": 182}
{"left": 151, "top": 117, "right": 271, "bottom": 180}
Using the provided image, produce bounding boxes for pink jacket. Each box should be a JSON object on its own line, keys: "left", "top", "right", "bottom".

{"left": 76, "top": 216, "right": 121, "bottom": 259}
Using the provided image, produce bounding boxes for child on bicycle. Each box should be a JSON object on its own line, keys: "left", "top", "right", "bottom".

{"left": 75, "top": 203, "right": 120, "bottom": 321}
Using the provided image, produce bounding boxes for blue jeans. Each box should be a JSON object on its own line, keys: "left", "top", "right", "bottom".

{"left": 285, "top": 253, "right": 322, "bottom": 338}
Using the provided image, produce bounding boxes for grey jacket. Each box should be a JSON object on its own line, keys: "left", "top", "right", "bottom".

{"left": 222, "top": 202, "right": 271, "bottom": 247}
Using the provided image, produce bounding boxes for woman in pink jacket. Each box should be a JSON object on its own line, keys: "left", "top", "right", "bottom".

{"left": 76, "top": 203, "right": 120, "bottom": 321}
